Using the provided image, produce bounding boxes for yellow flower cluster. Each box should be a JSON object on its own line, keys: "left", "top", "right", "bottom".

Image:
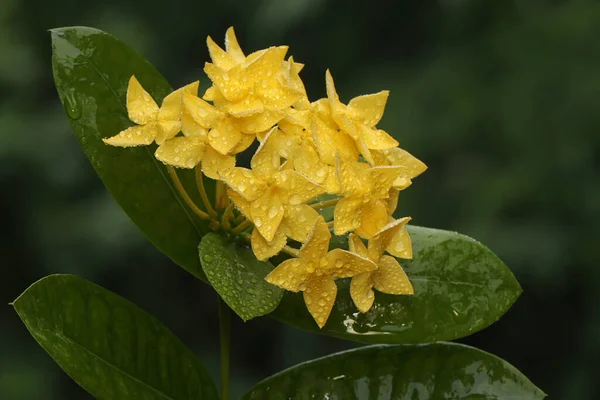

{"left": 104, "top": 27, "right": 426, "bottom": 328}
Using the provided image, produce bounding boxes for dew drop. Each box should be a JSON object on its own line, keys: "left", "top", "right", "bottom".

{"left": 64, "top": 92, "right": 81, "bottom": 120}
{"left": 255, "top": 217, "right": 263, "bottom": 227}
{"left": 268, "top": 206, "right": 279, "bottom": 218}
{"left": 289, "top": 194, "right": 302, "bottom": 205}
{"left": 202, "top": 255, "right": 213, "bottom": 262}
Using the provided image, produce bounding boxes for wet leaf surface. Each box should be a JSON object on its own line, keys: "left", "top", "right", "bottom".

{"left": 51, "top": 26, "right": 208, "bottom": 279}
{"left": 243, "top": 342, "right": 545, "bottom": 399}
{"left": 13, "top": 274, "right": 218, "bottom": 400}
{"left": 199, "top": 233, "right": 283, "bottom": 321}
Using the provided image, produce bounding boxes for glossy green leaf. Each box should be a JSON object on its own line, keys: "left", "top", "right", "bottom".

{"left": 51, "top": 26, "right": 208, "bottom": 279}
{"left": 199, "top": 233, "right": 284, "bottom": 321}
{"left": 12, "top": 274, "right": 218, "bottom": 400}
{"left": 271, "top": 226, "right": 522, "bottom": 343}
{"left": 243, "top": 342, "right": 545, "bottom": 399}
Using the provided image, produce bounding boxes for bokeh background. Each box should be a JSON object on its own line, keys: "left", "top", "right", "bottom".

{"left": 1, "top": 0, "right": 599, "bottom": 398}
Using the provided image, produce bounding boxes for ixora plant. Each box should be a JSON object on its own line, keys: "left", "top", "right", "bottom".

{"left": 11, "top": 26, "right": 545, "bottom": 399}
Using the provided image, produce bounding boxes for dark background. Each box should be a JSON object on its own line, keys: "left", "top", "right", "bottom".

{"left": 1, "top": 0, "right": 599, "bottom": 398}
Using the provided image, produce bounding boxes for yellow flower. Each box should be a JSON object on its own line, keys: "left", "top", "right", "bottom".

{"left": 203, "top": 31, "right": 303, "bottom": 135}
{"left": 373, "top": 147, "right": 427, "bottom": 190}
{"left": 268, "top": 121, "right": 340, "bottom": 194}
{"left": 205, "top": 27, "right": 249, "bottom": 70}
{"left": 103, "top": 76, "right": 199, "bottom": 147}
{"left": 266, "top": 216, "right": 377, "bottom": 328}
{"left": 220, "top": 129, "right": 324, "bottom": 255}
{"left": 348, "top": 217, "right": 414, "bottom": 313}
{"left": 334, "top": 157, "right": 403, "bottom": 238}
{"left": 153, "top": 93, "right": 240, "bottom": 179}
{"left": 325, "top": 70, "right": 398, "bottom": 165}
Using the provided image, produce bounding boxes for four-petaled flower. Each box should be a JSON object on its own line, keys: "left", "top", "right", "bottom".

{"left": 348, "top": 217, "right": 414, "bottom": 313}
{"left": 334, "top": 157, "right": 404, "bottom": 238}
{"left": 325, "top": 70, "right": 398, "bottom": 165}
{"left": 266, "top": 216, "right": 377, "bottom": 327}
{"left": 220, "top": 129, "right": 325, "bottom": 259}
{"left": 103, "top": 76, "right": 198, "bottom": 147}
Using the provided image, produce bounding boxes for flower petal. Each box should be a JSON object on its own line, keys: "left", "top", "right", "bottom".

{"left": 103, "top": 124, "right": 157, "bottom": 147}
{"left": 158, "top": 81, "right": 200, "bottom": 121}
{"left": 126, "top": 76, "right": 159, "bottom": 125}
{"left": 347, "top": 90, "right": 389, "bottom": 127}
{"left": 250, "top": 192, "right": 285, "bottom": 242}
{"left": 333, "top": 197, "right": 364, "bottom": 235}
{"left": 204, "top": 64, "right": 250, "bottom": 102}
{"left": 201, "top": 145, "right": 236, "bottom": 179}
{"left": 155, "top": 135, "right": 205, "bottom": 168}
{"left": 336, "top": 158, "right": 368, "bottom": 197}
{"left": 368, "top": 166, "right": 403, "bottom": 198}
{"left": 255, "top": 78, "right": 301, "bottom": 110}
{"left": 299, "top": 216, "right": 331, "bottom": 263}
{"left": 181, "top": 107, "right": 209, "bottom": 138}
{"left": 251, "top": 127, "right": 280, "bottom": 178}
{"left": 350, "top": 272, "right": 376, "bottom": 313}
{"left": 231, "top": 133, "right": 255, "bottom": 154}
{"left": 207, "top": 36, "right": 236, "bottom": 70}
{"left": 382, "top": 147, "right": 428, "bottom": 179}
{"left": 348, "top": 233, "right": 369, "bottom": 259}
{"left": 303, "top": 276, "right": 337, "bottom": 328}
{"left": 372, "top": 255, "right": 414, "bottom": 295}
{"left": 386, "top": 220, "right": 413, "bottom": 259}
{"left": 245, "top": 46, "right": 288, "bottom": 84}
{"left": 265, "top": 258, "right": 311, "bottom": 292}
{"left": 284, "top": 171, "right": 324, "bottom": 205}
{"left": 355, "top": 199, "right": 389, "bottom": 238}
{"left": 235, "top": 108, "right": 285, "bottom": 134}
{"left": 251, "top": 227, "right": 288, "bottom": 260}
{"left": 227, "top": 189, "right": 252, "bottom": 219}
{"left": 311, "top": 116, "right": 358, "bottom": 165}
{"left": 368, "top": 217, "right": 412, "bottom": 261}
{"left": 219, "top": 167, "right": 265, "bottom": 201}
{"left": 207, "top": 121, "right": 242, "bottom": 155}
{"left": 387, "top": 188, "right": 400, "bottom": 213}
{"left": 183, "top": 93, "right": 224, "bottom": 127}
{"left": 225, "top": 27, "right": 246, "bottom": 64}
{"left": 292, "top": 142, "right": 329, "bottom": 184}
{"left": 359, "top": 125, "right": 398, "bottom": 150}
{"left": 156, "top": 120, "right": 181, "bottom": 144}
{"left": 283, "top": 204, "right": 319, "bottom": 242}
{"left": 326, "top": 249, "right": 377, "bottom": 278}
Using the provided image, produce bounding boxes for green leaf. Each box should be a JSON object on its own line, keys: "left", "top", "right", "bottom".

{"left": 243, "top": 342, "right": 545, "bottom": 399}
{"left": 12, "top": 274, "right": 219, "bottom": 400}
{"left": 271, "top": 226, "right": 522, "bottom": 343}
{"left": 51, "top": 26, "right": 208, "bottom": 280}
{"left": 199, "top": 233, "right": 284, "bottom": 321}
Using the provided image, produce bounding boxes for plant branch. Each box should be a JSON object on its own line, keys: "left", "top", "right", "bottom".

{"left": 221, "top": 203, "right": 235, "bottom": 230}
{"left": 310, "top": 198, "right": 339, "bottom": 210}
{"left": 231, "top": 219, "right": 252, "bottom": 234}
{"left": 218, "top": 297, "right": 231, "bottom": 400}
{"left": 282, "top": 245, "right": 300, "bottom": 257}
{"left": 194, "top": 167, "right": 217, "bottom": 217}
{"left": 166, "top": 166, "right": 210, "bottom": 220}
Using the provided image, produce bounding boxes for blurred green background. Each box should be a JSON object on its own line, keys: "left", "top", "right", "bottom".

{"left": 1, "top": 0, "right": 599, "bottom": 398}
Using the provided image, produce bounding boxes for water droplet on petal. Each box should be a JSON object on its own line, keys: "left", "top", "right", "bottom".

{"left": 268, "top": 206, "right": 279, "bottom": 218}
{"left": 289, "top": 194, "right": 302, "bottom": 205}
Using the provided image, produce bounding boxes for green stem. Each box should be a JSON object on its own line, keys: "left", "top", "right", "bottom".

{"left": 218, "top": 297, "right": 231, "bottom": 400}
